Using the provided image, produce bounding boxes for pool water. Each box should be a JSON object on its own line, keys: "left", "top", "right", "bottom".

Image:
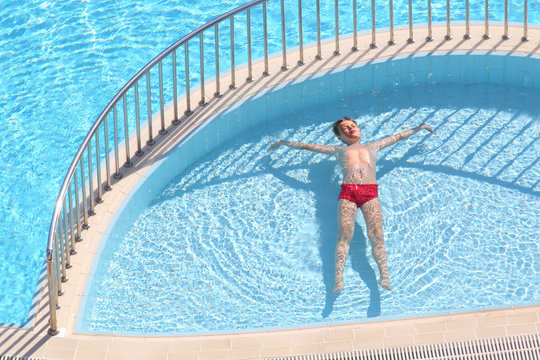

{"left": 1, "top": 0, "right": 538, "bottom": 326}
{"left": 79, "top": 82, "right": 539, "bottom": 334}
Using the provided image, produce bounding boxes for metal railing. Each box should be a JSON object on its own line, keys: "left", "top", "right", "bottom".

{"left": 46, "top": 0, "right": 534, "bottom": 335}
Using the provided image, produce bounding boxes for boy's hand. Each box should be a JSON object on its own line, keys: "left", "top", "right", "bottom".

{"left": 419, "top": 123, "right": 436, "bottom": 134}
{"left": 269, "top": 140, "right": 282, "bottom": 151}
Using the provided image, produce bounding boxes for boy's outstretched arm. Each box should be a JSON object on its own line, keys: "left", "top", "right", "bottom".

{"left": 372, "top": 123, "right": 435, "bottom": 151}
{"left": 269, "top": 140, "right": 335, "bottom": 155}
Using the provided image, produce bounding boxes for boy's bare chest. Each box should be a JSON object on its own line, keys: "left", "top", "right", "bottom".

{"left": 340, "top": 146, "right": 372, "bottom": 165}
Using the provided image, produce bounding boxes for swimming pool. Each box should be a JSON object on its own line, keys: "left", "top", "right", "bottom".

{"left": 1, "top": 0, "right": 538, "bottom": 327}
{"left": 77, "top": 53, "right": 539, "bottom": 335}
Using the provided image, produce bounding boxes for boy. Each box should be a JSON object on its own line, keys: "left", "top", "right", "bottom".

{"left": 269, "top": 117, "right": 435, "bottom": 292}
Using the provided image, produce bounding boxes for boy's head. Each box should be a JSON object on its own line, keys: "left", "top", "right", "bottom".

{"left": 332, "top": 117, "right": 361, "bottom": 144}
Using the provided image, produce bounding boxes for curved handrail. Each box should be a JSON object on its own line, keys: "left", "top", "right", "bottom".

{"left": 46, "top": 0, "right": 267, "bottom": 256}
{"left": 45, "top": 0, "right": 267, "bottom": 335}
{"left": 45, "top": 0, "right": 533, "bottom": 335}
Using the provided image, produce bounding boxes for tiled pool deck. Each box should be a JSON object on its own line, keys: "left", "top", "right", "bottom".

{"left": 1, "top": 25, "right": 539, "bottom": 360}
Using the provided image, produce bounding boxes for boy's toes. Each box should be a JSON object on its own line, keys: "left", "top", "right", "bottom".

{"left": 379, "top": 278, "right": 392, "bottom": 291}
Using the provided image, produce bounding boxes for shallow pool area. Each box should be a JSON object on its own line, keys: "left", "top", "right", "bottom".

{"left": 77, "top": 52, "right": 539, "bottom": 335}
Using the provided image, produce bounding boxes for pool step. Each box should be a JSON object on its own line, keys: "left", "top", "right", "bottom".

{"left": 263, "top": 333, "right": 539, "bottom": 360}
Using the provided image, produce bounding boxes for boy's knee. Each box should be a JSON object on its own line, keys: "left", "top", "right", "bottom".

{"left": 367, "top": 228, "right": 383, "bottom": 241}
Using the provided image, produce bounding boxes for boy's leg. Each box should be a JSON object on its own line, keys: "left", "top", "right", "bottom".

{"left": 334, "top": 198, "right": 358, "bottom": 293}
{"left": 360, "top": 198, "right": 392, "bottom": 291}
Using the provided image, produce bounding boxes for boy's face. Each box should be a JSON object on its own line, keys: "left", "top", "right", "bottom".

{"left": 337, "top": 120, "right": 362, "bottom": 144}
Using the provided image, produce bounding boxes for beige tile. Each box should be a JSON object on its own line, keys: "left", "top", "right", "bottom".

{"left": 199, "top": 350, "right": 231, "bottom": 360}
{"left": 506, "top": 311, "right": 539, "bottom": 325}
{"left": 476, "top": 314, "right": 509, "bottom": 328}
{"left": 260, "top": 345, "right": 291, "bottom": 358}
{"left": 261, "top": 335, "right": 293, "bottom": 347}
{"left": 414, "top": 331, "right": 445, "bottom": 345}
{"left": 167, "top": 351, "right": 199, "bottom": 360}
{"left": 43, "top": 347, "right": 76, "bottom": 360}
{"left": 384, "top": 324, "right": 416, "bottom": 337}
{"left": 200, "top": 338, "right": 231, "bottom": 351}
{"left": 230, "top": 336, "right": 262, "bottom": 350}
{"left": 444, "top": 328, "right": 477, "bottom": 342}
{"left": 415, "top": 320, "right": 447, "bottom": 334}
{"left": 107, "top": 352, "right": 167, "bottom": 360}
{"left": 476, "top": 326, "right": 507, "bottom": 339}
{"left": 230, "top": 348, "right": 261, "bottom": 360}
{"left": 287, "top": 331, "right": 324, "bottom": 344}
{"left": 383, "top": 335, "right": 415, "bottom": 347}
{"left": 291, "top": 342, "right": 323, "bottom": 355}
{"left": 46, "top": 337, "right": 79, "bottom": 351}
{"left": 354, "top": 327, "right": 385, "bottom": 340}
{"left": 505, "top": 323, "right": 538, "bottom": 336}
{"left": 323, "top": 328, "right": 355, "bottom": 341}
{"left": 353, "top": 337, "right": 384, "bottom": 350}
{"left": 445, "top": 318, "right": 478, "bottom": 331}
{"left": 76, "top": 338, "right": 110, "bottom": 352}
{"left": 169, "top": 340, "right": 201, "bottom": 352}
{"left": 322, "top": 340, "right": 353, "bottom": 352}
{"left": 108, "top": 339, "right": 169, "bottom": 353}
{"left": 75, "top": 350, "right": 107, "bottom": 360}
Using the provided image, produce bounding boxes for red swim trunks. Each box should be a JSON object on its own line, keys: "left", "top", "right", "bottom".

{"left": 338, "top": 184, "right": 378, "bottom": 207}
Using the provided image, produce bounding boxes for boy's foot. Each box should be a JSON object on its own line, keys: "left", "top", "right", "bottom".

{"left": 379, "top": 277, "right": 392, "bottom": 291}
{"left": 333, "top": 281, "right": 344, "bottom": 293}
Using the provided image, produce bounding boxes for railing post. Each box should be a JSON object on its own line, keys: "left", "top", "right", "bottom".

{"left": 112, "top": 104, "right": 121, "bottom": 178}
{"left": 298, "top": 0, "right": 305, "bottom": 64}
{"left": 230, "top": 16, "right": 237, "bottom": 87}
{"left": 522, "top": 0, "right": 529, "bottom": 41}
{"left": 263, "top": 3, "right": 271, "bottom": 74}
{"left": 247, "top": 9, "right": 254, "bottom": 79}
{"left": 47, "top": 252, "right": 59, "bottom": 336}
{"left": 185, "top": 43, "right": 193, "bottom": 114}
{"left": 103, "top": 115, "right": 112, "bottom": 190}
{"left": 445, "top": 0, "right": 452, "bottom": 40}
{"left": 200, "top": 34, "right": 207, "bottom": 103}
{"left": 352, "top": 0, "right": 358, "bottom": 50}
{"left": 74, "top": 172, "right": 81, "bottom": 238}
{"left": 61, "top": 205, "right": 72, "bottom": 266}
{"left": 67, "top": 184, "right": 77, "bottom": 251}
{"left": 134, "top": 82, "right": 143, "bottom": 156}
{"left": 316, "top": 0, "right": 322, "bottom": 59}
{"left": 483, "top": 0, "right": 490, "bottom": 39}
{"left": 388, "top": 0, "right": 395, "bottom": 45}
{"left": 58, "top": 215, "right": 68, "bottom": 282}
{"left": 53, "top": 232, "right": 63, "bottom": 295}
{"left": 426, "top": 0, "right": 433, "bottom": 41}
{"left": 95, "top": 128, "right": 103, "bottom": 203}
{"left": 146, "top": 72, "right": 155, "bottom": 144}
{"left": 172, "top": 49, "right": 179, "bottom": 123}
{"left": 370, "top": 0, "right": 377, "bottom": 48}
{"left": 502, "top": 0, "right": 509, "bottom": 39}
{"left": 280, "top": 0, "right": 288, "bottom": 70}
{"left": 122, "top": 94, "right": 133, "bottom": 166}
{"left": 79, "top": 159, "right": 89, "bottom": 229}
{"left": 334, "top": 0, "right": 340, "bottom": 55}
{"left": 87, "top": 141, "right": 95, "bottom": 215}
{"left": 464, "top": 0, "right": 471, "bottom": 39}
{"left": 407, "top": 0, "right": 414, "bottom": 43}
{"left": 158, "top": 61, "right": 167, "bottom": 131}
{"left": 215, "top": 24, "right": 222, "bottom": 95}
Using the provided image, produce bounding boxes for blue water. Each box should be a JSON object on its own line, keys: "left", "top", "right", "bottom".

{"left": 79, "top": 80, "right": 539, "bottom": 334}
{"left": 0, "top": 0, "right": 539, "bottom": 326}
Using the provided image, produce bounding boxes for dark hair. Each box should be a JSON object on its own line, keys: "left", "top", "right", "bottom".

{"left": 332, "top": 117, "right": 356, "bottom": 136}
